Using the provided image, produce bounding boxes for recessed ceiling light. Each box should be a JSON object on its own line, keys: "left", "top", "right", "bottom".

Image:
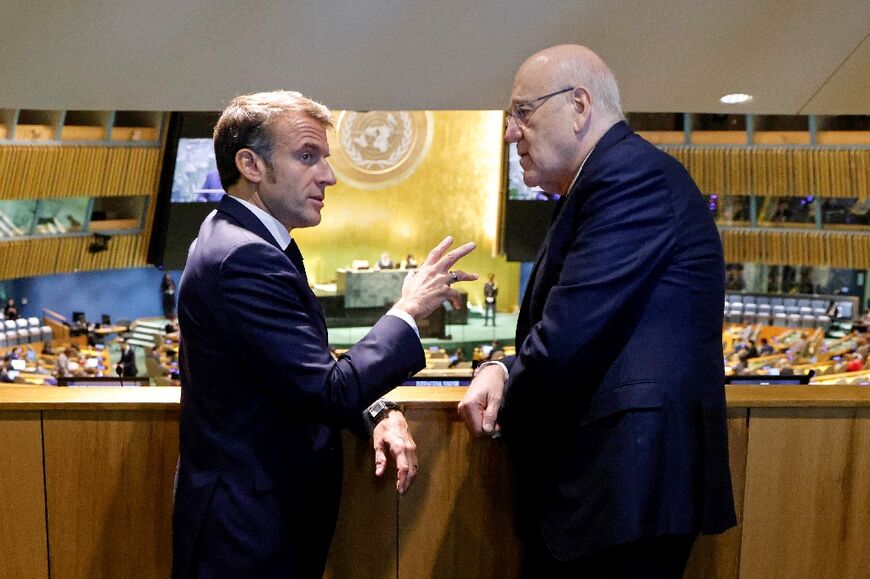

{"left": 720, "top": 93, "right": 753, "bottom": 105}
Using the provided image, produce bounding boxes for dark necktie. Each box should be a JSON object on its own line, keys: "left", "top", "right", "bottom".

{"left": 284, "top": 239, "right": 307, "bottom": 279}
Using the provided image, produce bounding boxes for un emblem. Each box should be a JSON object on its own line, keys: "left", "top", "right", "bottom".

{"left": 329, "top": 111, "right": 434, "bottom": 189}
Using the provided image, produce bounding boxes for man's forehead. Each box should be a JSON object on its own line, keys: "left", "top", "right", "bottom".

{"left": 511, "top": 57, "right": 558, "bottom": 98}
{"left": 276, "top": 114, "right": 329, "bottom": 148}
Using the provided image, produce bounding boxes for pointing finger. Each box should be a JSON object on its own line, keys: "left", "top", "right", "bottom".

{"left": 424, "top": 236, "right": 454, "bottom": 266}
{"left": 439, "top": 242, "right": 476, "bottom": 270}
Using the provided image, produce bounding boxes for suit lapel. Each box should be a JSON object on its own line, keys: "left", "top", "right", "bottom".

{"left": 515, "top": 121, "right": 634, "bottom": 344}
{"left": 217, "top": 196, "right": 328, "bottom": 335}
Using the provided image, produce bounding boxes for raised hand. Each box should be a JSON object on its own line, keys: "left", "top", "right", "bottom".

{"left": 393, "top": 236, "right": 477, "bottom": 322}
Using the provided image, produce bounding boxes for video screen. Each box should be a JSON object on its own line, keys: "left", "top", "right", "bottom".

{"left": 170, "top": 138, "right": 225, "bottom": 203}
{"left": 506, "top": 143, "right": 557, "bottom": 201}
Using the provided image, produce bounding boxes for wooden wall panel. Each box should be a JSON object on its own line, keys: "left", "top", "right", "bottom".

{"left": 325, "top": 431, "right": 399, "bottom": 579}
{"left": 739, "top": 408, "right": 870, "bottom": 579}
{"left": 721, "top": 229, "right": 870, "bottom": 269}
{"left": 658, "top": 146, "right": 870, "bottom": 200}
{"left": 685, "top": 408, "right": 749, "bottom": 579}
{"left": 396, "top": 408, "right": 521, "bottom": 579}
{"left": 0, "top": 145, "right": 160, "bottom": 200}
{"left": 42, "top": 410, "right": 178, "bottom": 579}
{"left": 0, "top": 411, "right": 49, "bottom": 579}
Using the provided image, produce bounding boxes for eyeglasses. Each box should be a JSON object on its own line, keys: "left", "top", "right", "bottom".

{"left": 506, "top": 87, "right": 576, "bottom": 128}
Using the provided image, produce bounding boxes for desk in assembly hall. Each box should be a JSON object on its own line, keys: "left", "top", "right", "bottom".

{"left": 1, "top": 385, "right": 868, "bottom": 578}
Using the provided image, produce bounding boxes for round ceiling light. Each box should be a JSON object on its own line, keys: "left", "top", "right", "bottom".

{"left": 720, "top": 93, "right": 753, "bottom": 105}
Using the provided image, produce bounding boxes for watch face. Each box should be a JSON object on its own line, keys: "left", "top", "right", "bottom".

{"left": 368, "top": 400, "right": 386, "bottom": 418}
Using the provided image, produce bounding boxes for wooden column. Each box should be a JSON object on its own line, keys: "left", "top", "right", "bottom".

{"left": 0, "top": 409, "right": 48, "bottom": 579}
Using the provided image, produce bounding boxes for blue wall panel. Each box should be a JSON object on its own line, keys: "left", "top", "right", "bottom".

{"left": 3, "top": 268, "right": 181, "bottom": 324}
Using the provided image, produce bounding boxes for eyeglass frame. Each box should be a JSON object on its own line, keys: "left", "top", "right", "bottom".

{"left": 505, "top": 87, "right": 577, "bottom": 128}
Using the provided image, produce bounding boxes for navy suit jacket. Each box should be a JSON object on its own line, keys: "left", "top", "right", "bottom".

{"left": 500, "top": 121, "right": 736, "bottom": 560}
{"left": 172, "top": 196, "right": 424, "bottom": 578}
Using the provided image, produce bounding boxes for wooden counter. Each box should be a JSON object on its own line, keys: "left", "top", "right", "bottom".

{"left": 1, "top": 385, "right": 868, "bottom": 579}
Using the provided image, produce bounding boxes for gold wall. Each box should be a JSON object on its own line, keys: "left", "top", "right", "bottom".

{"left": 294, "top": 110, "right": 521, "bottom": 311}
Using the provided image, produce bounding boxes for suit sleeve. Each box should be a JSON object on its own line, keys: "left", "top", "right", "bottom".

{"left": 216, "top": 242, "right": 425, "bottom": 428}
{"left": 504, "top": 155, "right": 677, "bottom": 411}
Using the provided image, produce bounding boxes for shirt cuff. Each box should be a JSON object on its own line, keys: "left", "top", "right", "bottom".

{"left": 386, "top": 308, "right": 420, "bottom": 339}
{"left": 474, "top": 360, "right": 509, "bottom": 382}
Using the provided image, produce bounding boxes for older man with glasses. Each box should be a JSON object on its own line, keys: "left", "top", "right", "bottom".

{"left": 460, "top": 45, "right": 736, "bottom": 578}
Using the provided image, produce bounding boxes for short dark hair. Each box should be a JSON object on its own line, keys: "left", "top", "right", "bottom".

{"left": 213, "top": 91, "right": 334, "bottom": 191}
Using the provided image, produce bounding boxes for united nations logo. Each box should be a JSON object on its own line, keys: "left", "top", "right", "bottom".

{"left": 329, "top": 111, "right": 434, "bottom": 189}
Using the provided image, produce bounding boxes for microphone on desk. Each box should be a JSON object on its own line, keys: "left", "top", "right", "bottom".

{"left": 115, "top": 363, "right": 124, "bottom": 387}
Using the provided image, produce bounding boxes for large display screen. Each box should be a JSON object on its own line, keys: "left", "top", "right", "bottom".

{"left": 506, "top": 143, "right": 557, "bottom": 201}
{"left": 171, "top": 138, "right": 225, "bottom": 203}
{"left": 502, "top": 142, "right": 558, "bottom": 261}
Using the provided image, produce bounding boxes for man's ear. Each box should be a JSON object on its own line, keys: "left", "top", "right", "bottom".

{"left": 572, "top": 86, "right": 591, "bottom": 133}
{"left": 235, "top": 148, "right": 264, "bottom": 183}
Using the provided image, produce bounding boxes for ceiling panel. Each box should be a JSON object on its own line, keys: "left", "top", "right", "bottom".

{"left": 0, "top": 0, "right": 867, "bottom": 114}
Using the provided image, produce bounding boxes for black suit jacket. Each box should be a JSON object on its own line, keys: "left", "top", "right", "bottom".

{"left": 172, "top": 196, "right": 424, "bottom": 578}
{"left": 500, "top": 121, "right": 736, "bottom": 560}
{"left": 119, "top": 347, "right": 137, "bottom": 377}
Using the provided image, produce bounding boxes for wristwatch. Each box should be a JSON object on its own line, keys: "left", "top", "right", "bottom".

{"left": 363, "top": 399, "right": 401, "bottom": 434}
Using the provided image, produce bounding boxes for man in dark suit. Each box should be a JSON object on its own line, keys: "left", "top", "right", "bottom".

{"left": 116, "top": 339, "right": 137, "bottom": 378}
{"left": 172, "top": 91, "right": 475, "bottom": 579}
{"left": 459, "top": 45, "right": 736, "bottom": 577}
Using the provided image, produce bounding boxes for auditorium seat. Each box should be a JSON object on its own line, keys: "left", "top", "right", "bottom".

{"left": 800, "top": 314, "right": 815, "bottom": 328}
{"left": 27, "top": 317, "right": 40, "bottom": 328}
{"left": 41, "top": 325, "right": 53, "bottom": 341}
{"left": 16, "top": 328, "right": 29, "bottom": 344}
{"left": 787, "top": 313, "right": 801, "bottom": 327}
{"left": 756, "top": 304, "right": 772, "bottom": 325}
{"left": 4, "top": 330, "right": 17, "bottom": 345}
{"left": 27, "top": 327, "right": 41, "bottom": 342}
{"left": 773, "top": 311, "right": 788, "bottom": 326}
{"left": 726, "top": 303, "right": 743, "bottom": 324}
{"left": 742, "top": 303, "right": 757, "bottom": 323}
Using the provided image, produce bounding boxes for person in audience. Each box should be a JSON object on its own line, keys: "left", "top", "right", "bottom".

{"left": 483, "top": 273, "right": 498, "bottom": 326}
{"left": 55, "top": 346, "right": 74, "bottom": 378}
{"left": 4, "top": 298, "right": 18, "bottom": 320}
{"left": 742, "top": 341, "right": 759, "bottom": 360}
{"left": 0, "top": 361, "right": 13, "bottom": 383}
{"left": 161, "top": 273, "right": 178, "bottom": 319}
{"left": 448, "top": 347, "right": 465, "bottom": 368}
{"left": 376, "top": 251, "right": 394, "bottom": 269}
{"left": 116, "top": 339, "right": 138, "bottom": 378}
{"left": 759, "top": 338, "right": 774, "bottom": 356}
{"left": 846, "top": 354, "right": 864, "bottom": 373}
{"left": 173, "top": 90, "right": 477, "bottom": 579}
{"left": 459, "top": 45, "right": 735, "bottom": 577}
{"left": 401, "top": 253, "right": 418, "bottom": 269}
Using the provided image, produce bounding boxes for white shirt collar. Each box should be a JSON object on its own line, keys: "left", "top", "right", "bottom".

{"left": 563, "top": 146, "right": 596, "bottom": 197}
{"left": 229, "top": 195, "right": 292, "bottom": 251}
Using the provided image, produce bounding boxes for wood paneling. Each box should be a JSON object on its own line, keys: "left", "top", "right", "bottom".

{"left": 0, "top": 145, "right": 160, "bottom": 200}
{"left": 658, "top": 146, "right": 870, "bottom": 200}
{"left": 721, "top": 229, "right": 870, "bottom": 269}
{"left": 397, "top": 408, "right": 521, "bottom": 579}
{"left": 0, "top": 411, "right": 48, "bottom": 579}
{"left": 42, "top": 410, "right": 178, "bottom": 579}
{"left": 325, "top": 432, "right": 398, "bottom": 579}
{"left": 685, "top": 409, "right": 749, "bottom": 579}
{"left": 0, "top": 387, "right": 868, "bottom": 578}
{"left": 739, "top": 408, "right": 870, "bottom": 579}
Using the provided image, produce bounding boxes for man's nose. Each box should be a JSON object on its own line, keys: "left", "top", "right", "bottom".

{"left": 320, "top": 161, "right": 337, "bottom": 186}
{"left": 504, "top": 117, "right": 522, "bottom": 143}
